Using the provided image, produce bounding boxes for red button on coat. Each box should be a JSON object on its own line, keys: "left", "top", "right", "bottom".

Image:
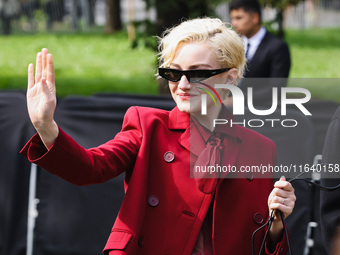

{"left": 148, "top": 195, "right": 159, "bottom": 207}
{"left": 164, "top": 151, "right": 175, "bottom": 162}
{"left": 253, "top": 213, "right": 264, "bottom": 224}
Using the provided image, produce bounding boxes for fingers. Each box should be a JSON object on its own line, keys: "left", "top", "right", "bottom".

{"left": 274, "top": 176, "right": 294, "bottom": 192}
{"left": 270, "top": 187, "right": 289, "bottom": 198}
{"left": 33, "top": 48, "right": 54, "bottom": 88}
{"left": 35, "top": 52, "right": 42, "bottom": 84}
{"left": 270, "top": 194, "right": 294, "bottom": 208}
{"left": 268, "top": 176, "right": 296, "bottom": 218}
{"left": 47, "top": 53, "right": 55, "bottom": 85}
{"left": 269, "top": 204, "right": 294, "bottom": 219}
{"left": 35, "top": 48, "right": 49, "bottom": 84}
{"left": 40, "top": 76, "right": 54, "bottom": 94}
{"left": 42, "top": 48, "right": 48, "bottom": 78}
{"left": 28, "top": 63, "right": 34, "bottom": 89}
{"left": 40, "top": 77, "right": 48, "bottom": 92}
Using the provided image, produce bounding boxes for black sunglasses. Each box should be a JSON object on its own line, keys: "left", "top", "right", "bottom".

{"left": 158, "top": 67, "right": 231, "bottom": 83}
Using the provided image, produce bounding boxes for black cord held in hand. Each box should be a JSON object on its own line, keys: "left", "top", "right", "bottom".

{"left": 289, "top": 169, "right": 340, "bottom": 192}
{"left": 251, "top": 210, "right": 275, "bottom": 255}
{"left": 251, "top": 172, "right": 340, "bottom": 255}
{"left": 290, "top": 178, "right": 340, "bottom": 191}
{"left": 254, "top": 209, "right": 292, "bottom": 255}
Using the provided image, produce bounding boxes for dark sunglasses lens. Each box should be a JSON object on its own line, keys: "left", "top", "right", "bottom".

{"left": 189, "top": 70, "right": 213, "bottom": 83}
{"left": 160, "top": 69, "right": 181, "bottom": 82}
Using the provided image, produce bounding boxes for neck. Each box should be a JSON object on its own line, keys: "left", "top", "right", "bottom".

{"left": 192, "top": 105, "right": 222, "bottom": 132}
{"left": 246, "top": 24, "right": 262, "bottom": 39}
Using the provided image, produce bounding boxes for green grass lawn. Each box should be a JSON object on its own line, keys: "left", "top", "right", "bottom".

{"left": 286, "top": 28, "right": 340, "bottom": 78}
{"left": 0, "top": 28, "right": 340, "bottom": 101}
{"left": 0, "top": 32, "right": 159, "bottom": 98}
{"left": 285, "top": 28, "right": 340, "bottom": 102}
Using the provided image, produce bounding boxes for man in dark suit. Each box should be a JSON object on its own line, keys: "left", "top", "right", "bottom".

{"left": 230, "top": 0, "right": 291, "bottom": 105}
{"left": 320, "top": 106, "right": 340, "bottom": 255}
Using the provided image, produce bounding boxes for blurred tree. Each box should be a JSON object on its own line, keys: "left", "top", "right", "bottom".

{"left": 145, "top": 0, "right": 213, "bottom": 36}
{"left": 259, "top": 0, "right": 305, "bottom": 38}
{"left": 106, "top": 0, "right": 122, "bottom": 33}
{"left": 142, "top": 0, "right": 309, "bottom": 38}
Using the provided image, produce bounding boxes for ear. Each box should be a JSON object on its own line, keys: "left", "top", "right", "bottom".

{"left": 223, "top": 68, "right": 238, "bottom": 85}
{"left": 219, "top": 68, "right": 239, "bottom": 102}
{"left": 251, "top": 12, "right": 260, "bottom": 25}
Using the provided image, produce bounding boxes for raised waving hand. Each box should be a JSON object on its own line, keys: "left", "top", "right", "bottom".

{"left": 27, "top": 48, "right": 59, "bottom": 149}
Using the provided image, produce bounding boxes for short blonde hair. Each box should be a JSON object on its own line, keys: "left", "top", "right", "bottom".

{"left": 158, "top": 17, "right": 246, "bottom": 78}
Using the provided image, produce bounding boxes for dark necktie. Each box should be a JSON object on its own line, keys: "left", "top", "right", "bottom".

{"left": 245, "top": 42, "right": 250, "bottom": 60}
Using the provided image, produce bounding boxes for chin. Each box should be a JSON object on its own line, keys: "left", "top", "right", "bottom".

{"left": 177, "top": 104, "right": 190, "bottom": 113}
{"left": 177, "top": 99, "right": 203, "bottom": 114}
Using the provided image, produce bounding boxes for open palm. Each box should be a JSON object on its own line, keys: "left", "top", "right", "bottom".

{"left": 27, "top": 48, "right": 58, "bottom": 148}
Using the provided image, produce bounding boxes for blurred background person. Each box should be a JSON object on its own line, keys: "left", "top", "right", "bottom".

{"left": 229, "top": 0, "right": 291, "bottom": 106}
{"left": 320, "top": 106, "right": 340, "bottom": 255}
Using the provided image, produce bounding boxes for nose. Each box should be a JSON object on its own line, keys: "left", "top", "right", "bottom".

{"left": 178, "top": 74, "right": 191, "bottom": 90}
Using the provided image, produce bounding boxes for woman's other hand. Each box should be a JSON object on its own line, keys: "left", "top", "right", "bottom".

{"left": 267, "top": 176, "right": 296, "bottom": 241}
{"left": 27, "top": 48, "right": 59, "bottom": 149}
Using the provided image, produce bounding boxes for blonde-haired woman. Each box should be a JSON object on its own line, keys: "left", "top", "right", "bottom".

{"left": 21, "top": 17, "right": 295, "bottom": 255}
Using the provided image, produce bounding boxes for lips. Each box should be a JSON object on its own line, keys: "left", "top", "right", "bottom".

{"left": 178, "top": 93, "right": 196, "bottom": 100}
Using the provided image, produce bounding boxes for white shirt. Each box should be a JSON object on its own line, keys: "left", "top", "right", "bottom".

{"left": 242, "top": 26, "right": 267, "bottom": 61}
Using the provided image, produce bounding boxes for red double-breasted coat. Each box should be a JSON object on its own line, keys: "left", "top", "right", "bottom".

{"left": 21, "top": 106, "right": 287, "bottom": 255}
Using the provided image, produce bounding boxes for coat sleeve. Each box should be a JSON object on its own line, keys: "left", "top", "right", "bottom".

{"left": 20, "top": 106, "right": 143, "bottom": 186}
{"left": 264, "top": 231, "right": 289, "bottom": 255}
